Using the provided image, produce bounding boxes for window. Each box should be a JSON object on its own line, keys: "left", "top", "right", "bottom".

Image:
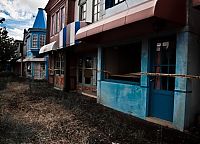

{"left": 93, "top": 0, "right": 100, "bottom": 22}
{"left": 51, "top": 14, "right": 55, "bottom": 35}
{"left": 105, "top": 0, "right": 125, "bottom": 9}
{"left": 80, "top": 2, "right": 87, "bottom": 21}
{"left": 78, "top": 56, "right": 97, "bottom": 85}
{"left": 151, "top": 40, "right": 176, "bottom": 91}
{"left": 114, "top": 0, "right": 125, "bottom": 5}
{"left": 56, "top": 11, "right": 59, "bottom": 33}
{"left": 32, "top": 34, "right": 38, "bottom": 48}
{"left": 61, "top": 7, "right": 65, "bottom": 29}
{"left": 40, "top": 35, "right": 45, "bottom": 47}
{"left": 55, "top": 53, "right": 64, "bottom": 75}
{"left": 104, "top": 42, "right": 141, "bottom": 83}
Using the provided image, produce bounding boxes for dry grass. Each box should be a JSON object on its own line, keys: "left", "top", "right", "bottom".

{"left": 0, "top": 77, "right": 199, "bottom": 144}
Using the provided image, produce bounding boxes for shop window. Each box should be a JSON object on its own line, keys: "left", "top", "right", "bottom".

{"left": 55, "top": 53, "right": 64, "bottom": 76}
{"left": 77, "top": 56, "right": 97, "bottom": 85}
{"left": 104, "top": 42, "right": 141, "bottom": 83}
{"left": 32, "top": 34, "right": 38, "bottom": 48}
{"left": 93, "top": 0, "right": 100, "bottom": 22}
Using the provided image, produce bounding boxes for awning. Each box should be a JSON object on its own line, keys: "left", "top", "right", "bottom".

{"left": 23, "top": 58, "right": 45, "bottom": 62}
{"left": 39, "top": 41, "right": 58, "bottom": 54}
{"left": 76, "top": 0, "right": 186, "bottom": 40}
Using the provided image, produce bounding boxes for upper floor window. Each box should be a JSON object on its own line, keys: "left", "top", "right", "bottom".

{"left": 32, "top": 34, "right": 38, "bottom": 48}
{"left": 40, "top": 35, "right": 45, "bottom": 48}
{"left": 56, "top": 11, "right": 59, "bottom": 33}
{"left": 80, "top": 2, "right": 87, "bottom": 21}
{"left": 114, "top": 0, "right": 125, "bottom": 5}
{"left": 93, "top": 0, "right": 100, "bottom": 22}
{"left": 51, "top": 14, "right": 55, "bottom": 36}
{"left": 105, "top": 0, "right": 125, "bottom": 9}
{"left": 61, "top": 7, "right": 65, "bottom": 29}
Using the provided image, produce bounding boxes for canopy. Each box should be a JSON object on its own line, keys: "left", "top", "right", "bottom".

{"left": 39, "top": 41, "right": 57, "bottom": 54}
{"left": 76, "top": 0, "right": 185, "bottom": 40}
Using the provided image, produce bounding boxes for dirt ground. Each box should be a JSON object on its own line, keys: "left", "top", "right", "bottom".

{"left": 0, "top": 76, "right": 200, "bottom": 144}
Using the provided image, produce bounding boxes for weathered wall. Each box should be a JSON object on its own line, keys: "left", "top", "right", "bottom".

{"left": 99, "top": 81, "right": 146, "bottom": 118}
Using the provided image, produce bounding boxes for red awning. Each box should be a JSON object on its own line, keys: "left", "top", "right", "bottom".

{"left": 76, "top": 0, "right": 186, "bottom": 40}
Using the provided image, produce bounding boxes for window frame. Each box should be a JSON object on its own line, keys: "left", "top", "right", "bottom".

{"left": 93, "top": 0, "right": 101, "bottom": 22}
{"left": 32, "top": 34, "right": 38, "bottom": 48}
{"left": 60, "top": 7, "right": 65, "bottom": 30}
{"left": 79, "top": 2, "right": 87, "bottom": 21}
{"left": 40, "top": 34, "right": 45, "bottom": 48}
{"left": 55, "top": 53, "right": 64, "bottom": 76}
{"left": 114, "top": 0, "right": 125, "bottom": 5}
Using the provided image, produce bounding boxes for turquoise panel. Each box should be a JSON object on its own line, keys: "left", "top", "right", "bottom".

{"left": 100, "top": 81, "right": 147, "bottom": 119}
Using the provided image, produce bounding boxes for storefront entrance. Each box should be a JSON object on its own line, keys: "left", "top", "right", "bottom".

{"left": 149, "top": 37, "right": 176, "bottom": 122}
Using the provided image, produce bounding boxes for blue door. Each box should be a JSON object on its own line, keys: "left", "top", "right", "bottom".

{"left": 149, "top": 38, "right": 176, "bottom": 122}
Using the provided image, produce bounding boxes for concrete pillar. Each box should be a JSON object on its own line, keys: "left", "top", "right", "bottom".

{"left": 173, "top": 31, "right": 190, "bottom": 131}
{"left": 97, "top": 46, "right": 102, "bottom": 103}
{"left": 141, "top": 38, "right": 149, "bottom": 118}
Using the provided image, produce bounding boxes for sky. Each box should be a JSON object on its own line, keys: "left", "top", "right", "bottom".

{"left": 0, "top": 0, "right": 49, "bottom": 40}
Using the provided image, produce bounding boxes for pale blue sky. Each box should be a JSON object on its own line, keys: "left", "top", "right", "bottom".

{"left": 0, "top": 0, "right": 48, "bottom": 40}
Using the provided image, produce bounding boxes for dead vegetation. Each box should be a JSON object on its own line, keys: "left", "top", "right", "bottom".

{"left": 0, "top": 76, "right": 200, "bottom": 144}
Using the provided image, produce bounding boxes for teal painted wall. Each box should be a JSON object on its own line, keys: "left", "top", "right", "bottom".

{"left": 100, "top": 81, "right": 146, "bottom": 119}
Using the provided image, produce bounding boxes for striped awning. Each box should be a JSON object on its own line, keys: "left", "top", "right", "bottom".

{"left": 39, "top": 41, "right": 57, "bottom": 54}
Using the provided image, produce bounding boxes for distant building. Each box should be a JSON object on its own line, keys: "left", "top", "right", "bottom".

{"left": 23, "top": 8, "right": 48, "bottom": 80}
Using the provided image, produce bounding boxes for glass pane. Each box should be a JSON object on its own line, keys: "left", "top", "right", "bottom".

{"left": 78, "top": 69, "right": 82, "bottom": 83}
{"left": 85, "top": 77, "right": 91, "bottom": 84}
{"left": 94, "top": 6, "right": 97, "bottom": 13}
{"left": 85, "top": 57, "right": 92, "bottom": 68}
{"left": 98, "top": 4, "right": 100, "bottom": 12}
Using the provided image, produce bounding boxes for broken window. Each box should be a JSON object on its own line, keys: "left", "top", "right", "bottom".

{"left": 77, "top": 56, "right": 97, "bottom": 85}
{"left": 104, "top": 42, "right": 141, "bottom": 83}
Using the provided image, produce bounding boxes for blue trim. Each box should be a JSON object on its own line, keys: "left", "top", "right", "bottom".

{"left": 63, "top": 27, "right": 67, "bottom": 48}
{"left": 75, "top": 21, "right": 80, "bottom": 45}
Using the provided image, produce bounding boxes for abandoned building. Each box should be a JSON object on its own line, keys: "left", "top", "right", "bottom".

{"left": 23, "top": 8, "right": 48, "bottom": 80}
{"left": 40, "top": 0, "right": 200, "bottom": 131}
